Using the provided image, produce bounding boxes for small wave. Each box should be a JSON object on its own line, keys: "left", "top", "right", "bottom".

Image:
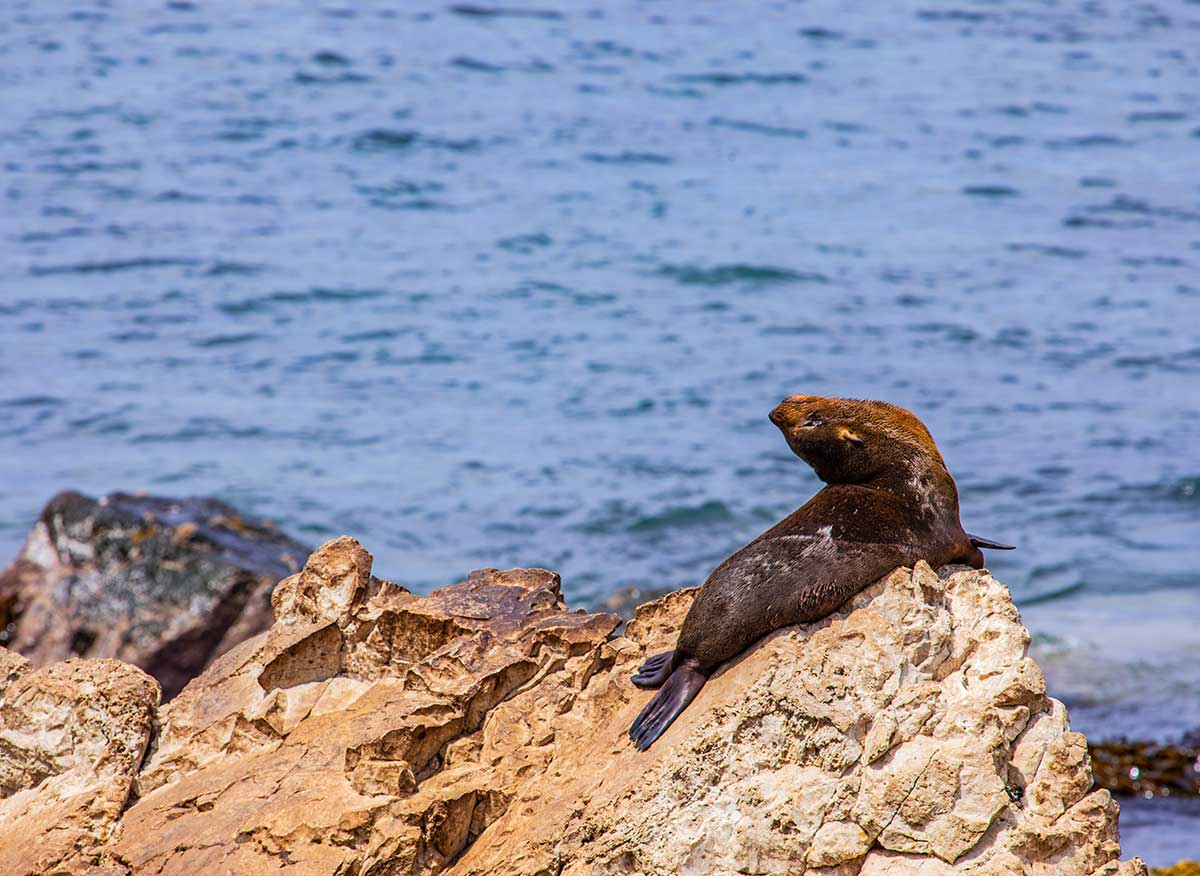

{"left": 516, "top": 505, "right": 572, "bottom": 519}
{"left": 1019, "top": 578, "right": 1086, "bottom": 607}
{"left": 212, "top": 117, "right": 278, "bottom": 143}
{"left": 916, "top": 8, "right": 996, "bottom": 22}
{"left": 760, "top": 323, "right": 824, "bottom": 336}
{"left": 1065, "top": 196, "right": 1200, "bottom": 229}
{"left": 353, "top": 128, "right": 486, "bottom": 154}
{"left": 570, "top": 40, "right": 663, "bottom": 63}
{"left": 658, "top": 263, "right": 828, "bottom": 287}
{"left": 204, "top": 260, "right": 265, "bottom": 276}
{"left": 1007, "top": 243, "right": 1088, "bottom": 259}
{"left": 192, "top": 332, "right": 264, "bottom": 348}
{"left": 987, "top": 134, "right": 1026, "bottom": 148}
{"left": 374, "top": 198, "right": 451, "bottom": 212}
{"left": 373, "top": 346, "right": 459, "bottom": 366}
{"left": 992, "top": 102, "right": 1067, "bottom": 117}
{"left": 1121, "top": 255, "right": 1185, "bottom": 268}
{"left": 1062, "top": 215, "right": 1138, "bottom": 230}
{"left": 312, "top": 50, "right": 351, "bottom": 66}
{"left": 155, "top": 190, "right": 207, "bottom": 204}
{"left": 293, "top": 351, "right": 362, "bottom": 369}
{"left": 497, "top": 232, "right": 553, "bottom": 252}
{"left": 342, "top": 329, "right": 403, "bottom": 342}
{"left": 608, "top": 399, "right": 655, "bottom": 417}
{"left": 450, "top": 55, "right": 554, "bottom": 74}
{"left": 908, "top": 322, "right": 980, "bottom": 343}
{"left": 963, "top": 184, "right": 1020, "bottom": 198}
{"left": 36, "top": 159, "right": 142, "bottom": 176}
{"left": 131, "top": 419, "right": 269, "bottom": 444}
{"left": 357, "top": 180, "right": 444, "bottom": 197}
{"left": 1045, "top": 134, "right": 1129, "bottom": 150}
{"left": 629, "top": 500, "right": 735, "bottom": 533}
{"left": 17, "top": 227, "right": 89, "bottom": 243}
{"left": 293, "top": 70, "right": 369, "bottom": 85}
{"left": 582, "top": 152, "right": 672, "bottom": 165}
{"left": 217, "top": 287, "right": 386, "bottom": 314}
{"left": 709, "top": 117, "right": 808, "bottom": 139}
{"left": 67, "top": 408, "right": 132, "bottom": 435}
{"left": 110, "top": 330, "right": 157, "bottom": 343}
{"left": 671, "top": 72, "right": 807, "bottom": 86}
{"left": 1113, "top": 348, "right": 1200, "bottom": 373}
{"left": 0, "top": 395, "right": 64, "bottom": 408}
{"left": 1097, "top": 196, "right": 1200, "bottom": 223}
{"left": 30, "top": 257, "right": 198, "bottom": 276}
{"left": 798, "top": 27, "right": 844, "bottom": 40}
{"left": 448, "top": 4, "right": 563, "bottom": 19}
{"left": 353, "top": 129, "right": 418, "bottom": 151}
{"left": 824, "top": 120, "right": 869, "bottom": 133}
{"left": 1127, "top": 110, "right": 1187, "bottom": 124}
{"left": 644, "top": 84, "right": 705, "bottom": 100}
{"left": 144, "top": 20, "right": 206, "bottom": 36}
{"left": 992, "top": 326, "right": 1032, "bottom": 349}
{"left": 483, "top": 519, "right": 536, "bottom": 537}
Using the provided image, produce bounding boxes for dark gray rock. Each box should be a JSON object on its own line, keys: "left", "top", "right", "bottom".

{"left": 0, "top": 491, "right": 310, "bottom": 698}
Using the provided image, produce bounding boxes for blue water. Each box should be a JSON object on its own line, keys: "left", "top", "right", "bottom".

{"left": 1, "top": 0, "right": 1198, "bottom": 862}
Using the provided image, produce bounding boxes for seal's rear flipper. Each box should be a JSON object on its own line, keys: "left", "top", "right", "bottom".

{"left": 629, "top": 660, "right": 706, "bottom": 751}
{"left": 631, "top": 650, "right": 674, "bottom": 689}
{"left": 968, "top": 534, "right": 1016, "bottom": 550}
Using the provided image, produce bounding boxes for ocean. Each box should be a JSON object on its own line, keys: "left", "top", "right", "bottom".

{"left": 1, "top": 0, "right": 1197, "bottom": 862}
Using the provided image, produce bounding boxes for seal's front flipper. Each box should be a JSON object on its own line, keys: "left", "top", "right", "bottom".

{"left": 629, "top": 659, "right": 706, "bottom": 751}
{"left": 631, "top": 650, "right": 674, "bottom": 689}
{"left": 968, "top": 534, "right": 1016, "bottom": 550}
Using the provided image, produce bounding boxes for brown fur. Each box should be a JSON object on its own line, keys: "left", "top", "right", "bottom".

{"left": 679, "top": 395, "right": 978, "bottom": 667}
{"left": 630, "top": 395, "right": 995, "bottom": 750}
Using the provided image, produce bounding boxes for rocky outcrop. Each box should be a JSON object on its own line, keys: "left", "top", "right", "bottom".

{"left": 1089, "top": 739, "right": 1200, "bottom": 797}
{"left": 0, "top": 491, "right": 310, "bottom": 698}
{"left": 0, "top": 648, "right": 159, "bottom": 876}
{"left": 1151, "top": 864, "right": 1200, "bottom": 876}
{"left": 0, "top": 537, "right": 1146, "bottom": 875}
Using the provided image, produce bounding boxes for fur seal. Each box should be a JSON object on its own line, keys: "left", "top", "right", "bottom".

{"left": 628, "top": 395, "right": 1013, "bottom": 751}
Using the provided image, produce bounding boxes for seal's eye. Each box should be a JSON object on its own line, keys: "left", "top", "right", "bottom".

{"left": 803, "top": 414, "right": 824, "bottom": 428}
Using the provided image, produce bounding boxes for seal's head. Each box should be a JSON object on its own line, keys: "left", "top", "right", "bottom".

{"left": 769, "top": 395, "right": 946, "bottom": 485}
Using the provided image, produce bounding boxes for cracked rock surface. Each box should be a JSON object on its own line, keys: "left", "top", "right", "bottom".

{"left": 0, "top": 649, "right": 158, "bottom": 875}
{"left": 0, "top": 537, "right": 1146, "bottom": 875}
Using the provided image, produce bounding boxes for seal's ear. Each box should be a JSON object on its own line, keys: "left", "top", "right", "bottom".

{"left": 968, "top": 534, "right": 1015, "bottom": 550}
{"left": 837, "top": 426, "right": 864, "bottom": 446}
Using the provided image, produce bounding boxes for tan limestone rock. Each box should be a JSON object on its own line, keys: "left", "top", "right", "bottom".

{"left": 0, "top": 538, "right": 1146, "bottom": 875}
{"left": 269, "top": 534, "right": 376, "bottom": 626}
{"left": 113, "top": 541, "right": 620, "bottom": 875}
{"left": 452, "top": 561, "right": 1143, "bottom": 876}
{"left": 0, "top": 650, "right": 158, "bottom": 876}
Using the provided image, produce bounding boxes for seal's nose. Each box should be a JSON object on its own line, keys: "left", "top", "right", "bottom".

{"left": 768, "top": 406, "right": 784, "bottom": 427}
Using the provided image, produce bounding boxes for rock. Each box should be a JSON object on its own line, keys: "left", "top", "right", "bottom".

{"left": 0, "top": 491, "right": 311, "bottom": 698}
{"left": 0, "top": 648, "right": 159, "bottom": 876}
{"left": 0, "top": 539, "right": 1147, "bottom": 874}
{"left": 118, "top": 537, "right": 621, "bottom": 875}
{"left": 1151, "top": 864, "right": 1200, "bottom": 876}
{"left": 1089, "top": 738, "right": 1200, "bottom": 797}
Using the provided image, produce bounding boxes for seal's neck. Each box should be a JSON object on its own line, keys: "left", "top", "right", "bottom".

{"left": 866, "top": 456, "right": 961, "bottom": 529}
